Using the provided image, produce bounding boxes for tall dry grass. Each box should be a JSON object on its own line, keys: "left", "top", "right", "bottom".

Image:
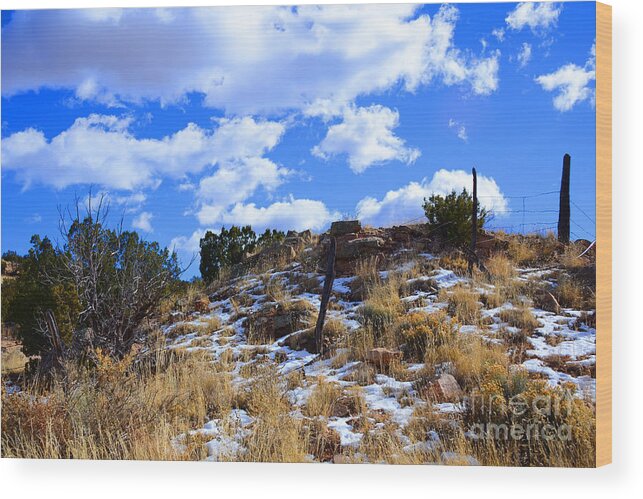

{"left": 1, "top": 344, "right": 232, "bottom": 460}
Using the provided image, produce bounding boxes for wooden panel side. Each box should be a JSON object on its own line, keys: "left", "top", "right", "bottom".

{"left": 595, "top": 1, "right": 612, "bottom": 468}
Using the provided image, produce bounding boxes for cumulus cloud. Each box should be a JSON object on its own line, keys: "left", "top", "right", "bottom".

{"left": 535, "top": 44, "right": 596, "bottom": 112}
{"left": 83, "top": 190, "right": 148, "bottom": 214}
{"left": 132, "top": 211, "right": 154, "bottom": 232}
{"left": 356, "top": 169, "right": 508, "bottom": 227}
{"left": 196, "top": 157, "right": 292, "bottom": 225}
{"left": 170, "top": 229, "right": 207, "bottom": 255}
{"left": 448, "top": 119, "right": 468, "bottom": 142}
{"left": 505, "top": 2, "right": 561, "bottom": 33}
{"left": 218, "top": 198, "right": 340, "bottom": 232}
{"left": 2, "top": 5, "right": 500, "bottom": 114}
{"left": 1, "top": 114, "right": 285, "bottom": 190}
{"left": 311, "top": 105, "right": 420, "bottom": 173}
{"left": 517, "top": 43, "right": 532, "bottom": 68}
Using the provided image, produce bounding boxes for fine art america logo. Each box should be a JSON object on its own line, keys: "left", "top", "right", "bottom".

{"left": 466, "top": 390, "right": 576, "bottom": 442}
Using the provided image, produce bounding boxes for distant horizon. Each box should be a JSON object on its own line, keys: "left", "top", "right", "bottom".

{"left": 1, "top": 3, "right": 597, "bottom": 278}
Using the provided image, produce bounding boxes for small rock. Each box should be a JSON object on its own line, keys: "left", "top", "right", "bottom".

{"left": 427, "top": 373, "right": 462, "bottom": 402}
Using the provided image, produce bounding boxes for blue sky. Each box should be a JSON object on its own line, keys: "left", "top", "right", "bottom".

{"left": 1, "top": 2, "right": 597, "bottom": 277}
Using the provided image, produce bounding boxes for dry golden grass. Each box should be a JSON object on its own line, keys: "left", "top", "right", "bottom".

{"left": 303, "top": 378, "right": 344, "bottom": 418}
{"left": 240, "top": 367, "right": 291, "bottom": 417}
{"left": 438, "top": 253, "right": 469, "bottom": 276}
{"left": 480, "top": 290, "right": 504, "bottom": 309}
{"left": 425, "top": 335, "right": 509, "bottom": 391}
{"left": 463, "top": 364, "right": 596, "bottom": 467}
{"left": 498, "top": 305, "right": 541, "bottom": 332}
{"left": 440, "top": 286, "right": 481, "bottom": 325}
{"left": 555, "top": 276, "right": 586, "bottom": 309}
{"left": 158, "top": 281, "right": 207, "bottom": 320}
{"left": 356, "top": 276, "right": 404, "bottom": 347}
{"left": 394, "top": 310, "right": 458, "bottom": 362}
{"left": 264, "top": 276, "right": 291, "bottom": 303}
{"left": 1, "top": 345, "right": 232, "bottom": 460}
{"left": 507, "top": 237, "right": 538, "bottom": 265}
{"left": 239, "top": 414, "right": 308, "bottom": 463}
{"left": 559, "top": 243, "right": 587, "bottom": 269}
{"left": 485, "top": 253, "right": 516, "bottom": 285}
{"left": 196, "top": 315, "right": 222, "bottom": 335}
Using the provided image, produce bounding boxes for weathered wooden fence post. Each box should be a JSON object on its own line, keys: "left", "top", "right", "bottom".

{"left": 314, "top": 236, "right": 336, "bottom": 355}
{"left": 469, "top": 167, "right": 478, "bottom": 275}
{"left": 558, "top": 153, "right": 571, "bottom": 244}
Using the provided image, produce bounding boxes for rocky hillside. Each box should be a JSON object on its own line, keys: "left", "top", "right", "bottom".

{"left": 163, "top": 222, "right": 597, "bottom": 466}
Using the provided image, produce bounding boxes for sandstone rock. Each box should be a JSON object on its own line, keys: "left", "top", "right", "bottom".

{"left": 299, "top": 229, "right": 313, "bottom": 243}
{"left": 335, "top": 236, "right": 385, "bottom": 260}
{"left": 427, "top": 373, "right": 462, "bottom": 402}
{"left": 330, "top": 220, "right": 362, "bottom": 237}
{"left": 366, "top": 347, "right": 402, "bottom": 367}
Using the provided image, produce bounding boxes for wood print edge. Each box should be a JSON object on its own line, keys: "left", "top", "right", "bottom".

{"left": 595, "top": 0, "right": 612, "bottom": 467}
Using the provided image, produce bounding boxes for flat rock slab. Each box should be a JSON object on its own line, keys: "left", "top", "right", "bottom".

{"left": 330, "top": 220, "right": 362, "bottom": 237}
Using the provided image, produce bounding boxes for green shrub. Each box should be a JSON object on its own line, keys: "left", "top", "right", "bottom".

{"left": 423, "top": 189, "right": 487, "bottom": 248}
{"left": 4, "top": 236, "right": 81, "bottom": 357}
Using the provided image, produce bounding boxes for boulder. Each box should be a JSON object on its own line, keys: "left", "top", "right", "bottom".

{"left": 335, "top": 236, "right": 385, "bottom": 260}
{"left": 366, "top": 347, "right": 402, "bottom": 367}
{"left": 330, "top": 220, "right": 362, "bottom": 237}
{"left": 246, "top": 300, "right": 316, "bottom": 343}
{"left": 426, "top": 373, "right": 462, "bottom": 402}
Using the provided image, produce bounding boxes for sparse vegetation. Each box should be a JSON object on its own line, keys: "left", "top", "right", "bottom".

{"left": 499, "top": 305, "right": 541, "bottom": 332}
{"left": 442, "top": 285, "right": 481, "bottom": 325}
{"left": 394, "top": 311, "right": 458, "bottom": 362}
{"left": 2, "top": 219, "right": 596, "bottom": 466}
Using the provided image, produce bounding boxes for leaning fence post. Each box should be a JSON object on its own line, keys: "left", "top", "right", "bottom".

{"left": 469, "top": 167, "right": 478, "bottom": 275}
{"left": 558, "top": 153, "right": 571, "bottom": 244}
{"left": 314, "top": 236, "right": 336, "bottom": 355}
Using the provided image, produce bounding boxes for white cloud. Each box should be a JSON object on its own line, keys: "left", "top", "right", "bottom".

{"left": 196, "top": 157, "right": 292, "bottom": 225}
{"left": 505, "top": 2, "right": 561, "bottom": 33}
{"left": 170, "top": 229, "right": 208, "bottom": 254}
{"left": 535, "top": 44, "right": 596, "bottom": 112}
{"left": 132, "top": 211, "right": 154, "bottom": 232}
{"left": 2, "top": 5, "right": 500, "bottom": 114}
{"left": 517, "top": 43, "right": 532, "bottom": 68}
{"left": 311, "top": 105, "right": 420, "bottom": 173}
{"left": 2, "top": 114, "right": 285, "bottom": 190}
{"left": 491, "top": 28, "right": 505, "bottom": 42}
{"left": 448, "top": 119, "right": 468, "bottom": 142}
{"left": 218, "top": 198, "right": 340, "bottom": 232}
{"left": 356, "top": 169, "right": 508, "bottom": 227}
{"left": 83, "top": 190, "right": 147, "bottom": 214}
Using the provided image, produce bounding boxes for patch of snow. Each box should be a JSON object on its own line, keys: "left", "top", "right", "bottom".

{"left": 327, "top": 417, "right": 363, "bottom": 447}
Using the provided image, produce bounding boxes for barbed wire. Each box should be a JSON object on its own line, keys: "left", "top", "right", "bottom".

{"left": 394, "top": 185, "right": 595, "bottom": 240}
